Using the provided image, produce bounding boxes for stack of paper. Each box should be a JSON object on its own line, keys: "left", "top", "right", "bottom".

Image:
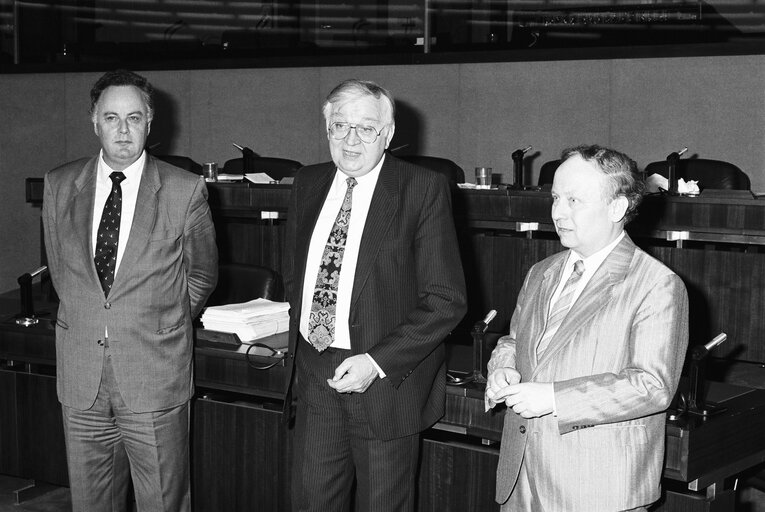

{"left": 245, "top": 173, "right": 275, "bottom": 184}
{"left": 201, "top": 298, "right": 290, "bottom": 342}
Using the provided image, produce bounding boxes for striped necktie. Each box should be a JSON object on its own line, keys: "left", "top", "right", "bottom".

{"left": 536, "top": 260, "right": 585, "bottom": 357}
{"left": 307, "top": 177, "right": 357, "bottom": 352}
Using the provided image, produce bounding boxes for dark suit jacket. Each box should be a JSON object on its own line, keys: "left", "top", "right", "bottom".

{"left": 283, "top": 155, "right": 467, "bottom": 440}
{"left": 42, "top": 155, "right": 218, "bottom": 413}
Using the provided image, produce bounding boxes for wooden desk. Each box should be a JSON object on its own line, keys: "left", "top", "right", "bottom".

{"left": 2, "top": 293, "right": 765, "bottom": 510}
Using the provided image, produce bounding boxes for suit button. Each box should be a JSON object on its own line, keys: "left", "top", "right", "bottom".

{"left": 104, "top": 302, "right": 111, "bottom": 309}
{"left": 519, "top": 426, "right": 526, "bottom": 434}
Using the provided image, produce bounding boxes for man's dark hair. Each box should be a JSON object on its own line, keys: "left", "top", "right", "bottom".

{"left": 89, "top": 69, "right": 154, "bottom": 119}
{"left": 560, "top": 144, "right": 645, "bottom": 224}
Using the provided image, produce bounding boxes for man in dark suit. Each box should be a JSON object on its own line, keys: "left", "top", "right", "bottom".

{"left": 42, "top": 70, "right": 217, "bottom": 512}
{"left": 283, "top": 79, "right": 467, "bottom": 511}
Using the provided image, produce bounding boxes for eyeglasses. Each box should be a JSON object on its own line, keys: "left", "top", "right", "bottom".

{"left": 328, "top": 122, "right": 384, "bottom": 144}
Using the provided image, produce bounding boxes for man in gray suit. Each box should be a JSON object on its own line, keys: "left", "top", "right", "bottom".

{"left": 485, "top": 145, "right": 688, "bottom": 511}
{"left": 42, "top": 70, "right": 217, "bottom": 512}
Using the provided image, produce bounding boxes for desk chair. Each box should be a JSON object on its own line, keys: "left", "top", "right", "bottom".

{"left": 223, "top": 156, "right": 303, "bottom": 180}
{"left": 538, "top": 159, "right": 561, "bottom": 187}
{"left": 206, "top": 263, "right": 285, "bottom": 306}
{"left": 643, "top": 159, "right": 751, "bottom": 191}
{"left": 397, "top": 155, "right": 465, "bottom": 183}
{"left": 155, "top": 155, "right": 203, "bottom": 175}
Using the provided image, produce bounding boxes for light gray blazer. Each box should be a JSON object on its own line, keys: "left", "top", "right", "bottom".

{"left": 488, "top": 234, "right": 689, "bottom": 511}
{"left": 43, "top": 155, "right": 217, "bottom": 413}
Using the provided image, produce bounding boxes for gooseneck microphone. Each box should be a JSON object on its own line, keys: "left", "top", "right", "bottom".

{"left": 666, "top": 146, "right": 688, "bottom": 195}
{"left": 511, "top": 146, "right": 532, "bottom": 189}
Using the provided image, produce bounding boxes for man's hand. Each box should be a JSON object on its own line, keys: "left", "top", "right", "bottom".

{"left": 327, "top": 355, "right": 378, "bottom": 394}
{"left": 485, "top": 368, "right": 521, "bottom": 409}
{"left": 497, "top": 382, "right": 555, "bottom": 419}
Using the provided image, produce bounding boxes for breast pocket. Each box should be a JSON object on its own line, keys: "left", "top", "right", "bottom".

{"left": 574, "top": 424, "right": 648, "bottom": 449}
{"left": 144, "top": 229, "right": 182, "bottom": 263}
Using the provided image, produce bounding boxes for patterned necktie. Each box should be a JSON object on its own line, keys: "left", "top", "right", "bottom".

{"left": 536, "top": 260, "right": 585, "bottom": 356}
{"left": 94, "top": 171, "right": 126, "bottom": 297}
{"left": 307, "top": 177, "right": 357, "bottom": 352}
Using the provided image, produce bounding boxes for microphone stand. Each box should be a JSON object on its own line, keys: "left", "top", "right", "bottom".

{"left": 666, "top": 147, "right": 687, "bottom": 196}
{"left": 470, "top": 309, "right": 496, "bottom": 384}
{"left": 15, "top": 265, "right": 47, "bottom": 326}
{"left": 510, "top": 146, "right": 532, "bottom": 190}
{"left": 233, "top": 142, "right": 257, "bottom": 174}
{"left": 685, "top": 333, "right": 727, "bottom": 417}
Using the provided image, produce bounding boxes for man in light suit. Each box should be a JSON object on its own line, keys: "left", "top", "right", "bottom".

{"left": 42, "top": 70, "right": 217, "bottom": 512}
{"left": 283, "top": 79, "right": 467, "bottom": 511}
{"left": 485, "top": 145, "right": 689, "bottom": 512}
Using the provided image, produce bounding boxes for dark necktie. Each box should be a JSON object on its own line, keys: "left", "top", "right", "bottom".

{"left": 307, "top": 177, "right": 357, "bottom": 352}
{"left": 94, "top": 171, "right": 126, "bottom": 297}
{"left": 536, "top": 260, "right": 585, "bottom": 356}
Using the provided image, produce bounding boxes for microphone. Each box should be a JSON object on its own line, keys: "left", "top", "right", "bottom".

{"left": 16, "top": 265, "right": 48, "bottom": 326}
{"left": 233, "top": 142, "right": 257, "bottom": 173}
{"left": 511, "top": 145, "right": 532, "bottom": 159}
{"left": 691, "top": 332, "right": 727, "bottom": 361}
{"left": 666, "top": 146, "right": 687, "bottom": 195}
{"left": 511, "top": 146, "right": 532, "bottom": 189}
{"left": 669, "top": 147, "right": 688, "bottom": 159}
{"left": 683, "top": 332, "right": 728, "bottom": 417}
{"left": 474, "top": 309, "right": 497, "bottom": 333}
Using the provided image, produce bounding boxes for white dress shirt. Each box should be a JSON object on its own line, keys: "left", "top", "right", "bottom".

{"left": 91, "top": 150, "right": 146, "bottom": 274}
{"left": 299, "top": 156, "right": 383, "bottom": 350}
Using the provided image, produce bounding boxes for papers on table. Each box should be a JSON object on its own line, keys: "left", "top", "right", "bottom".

{"left": 216, "top": 173, "right": 245, "bottom": 182}
{"left": 646, "top": 173, "right": 700, "bottom": 195}
{"left": 245, "top": 172, "right": 276, "bottom": 184}
{"left": 201, "top": 298, "right": 289, "bottom": 343}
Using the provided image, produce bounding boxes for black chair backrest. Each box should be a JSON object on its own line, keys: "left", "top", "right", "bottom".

{"left": 643, "top": 158, "right": 750, "bottom": 191}
{"left": 223, "top": 157, "right": 303, "bottom": 180}
{"left": 207, "top": 264, "right": 284, "bottom": 306}
{"left": 155, "top": 155, "right": 203, "bottom": 175}
{"left": 538, "top": 159, "right": 561, "bottom": 187}
{"left": 397, "top": 155, "right": 465, "bottom": 183}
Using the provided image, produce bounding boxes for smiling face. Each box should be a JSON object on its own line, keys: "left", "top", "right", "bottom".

{"left": 550, "top": 155, "right": 628, "bottom": 258}
{"left": 326, "top": 94, "right": 395, "bottom": 178}
{"left": 92, "top": 85, "right": 151, "bottom": 171}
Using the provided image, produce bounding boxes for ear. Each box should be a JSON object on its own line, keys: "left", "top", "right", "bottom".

{"left": 384, "top": 123, "right": 395, "bottom": 149}
{"left": 609, "top": 195, "right": 629, "bottom": 223}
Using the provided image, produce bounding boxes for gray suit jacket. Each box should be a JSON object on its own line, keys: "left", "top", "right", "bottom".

{"left": 43, "top": 155, "right": 217, "bottom": 413}
{"left": 488, "top": 235, "right": 688, "bottom": 511}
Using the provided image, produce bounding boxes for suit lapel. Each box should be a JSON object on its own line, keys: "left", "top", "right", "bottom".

{"left": 69, "top": 158, "right": 100, "bottom": 289}
{"left": 535, "top": 236, "right": 636, "bottom": 370}
{"left": 350, "top": 157, "right": 397, "bottom": 308}
{"left": 293, "top": 163, "right": 335, "bottom": 307}
{"left": 529, "top": 256, "right": 566, "bottom": 366}
{"left": 110, "top": 156, "right": 160, "bottom": 297}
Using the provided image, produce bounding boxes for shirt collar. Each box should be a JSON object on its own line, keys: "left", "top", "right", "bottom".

{"left": 568, "top": 230, "right": 625, "bottom": 273}
{"left": 98, "top": 149, "right": 146, "bottom": 182}
{"left": 333, "top": 153, "right": 385, "bottom": 187}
